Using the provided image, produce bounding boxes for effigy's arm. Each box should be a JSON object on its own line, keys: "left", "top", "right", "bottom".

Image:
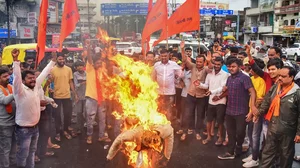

{"left": 106, "top": 127, "right": 143, "bottom": 160}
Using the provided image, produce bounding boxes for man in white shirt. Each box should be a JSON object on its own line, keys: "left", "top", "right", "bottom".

{"left": 152, "top": 49, "right": 182, "bottom": 121}
{"left": 12, "top": 49, "right": 56, "bottom": 168}
{"left": 198, "top": 57, "right": 229, "bottom": 145}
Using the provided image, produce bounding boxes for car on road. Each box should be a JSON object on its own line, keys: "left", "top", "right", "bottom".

{"left": 150, "top": 39, "right": 209, "bottom": 59}
{"left": 286, "top": 43, "right": 300, "bottom": 61}
{"left": 116, "top": 42, "right": 142, "bottom": 56}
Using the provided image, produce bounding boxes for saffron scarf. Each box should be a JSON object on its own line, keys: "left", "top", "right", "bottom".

{"left": 95, "top": 70, "right": 103, "bottom": 105}
{"left": 0, "top": 85, "right": 13, "bottom": 114}
{"left": 265, "top": 83, "right": 294, "bottom": 121}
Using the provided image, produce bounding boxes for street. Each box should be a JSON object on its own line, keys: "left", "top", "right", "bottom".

{"left": 35, "top": 125, "right": 300, "bottom": 168}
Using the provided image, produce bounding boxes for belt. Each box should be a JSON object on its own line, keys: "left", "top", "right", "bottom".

{"left": 16, "top": 124, "right": 38, "bottom": 129}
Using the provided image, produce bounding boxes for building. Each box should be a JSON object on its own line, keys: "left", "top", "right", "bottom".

{"left": 244, "top": 0, "right": 275, "bottom": 45}
{"left": 76, "top": 0, "right": 97, "bottom": 37}
{"left": 273, "top": 0, "right": 300, "bottom": 46}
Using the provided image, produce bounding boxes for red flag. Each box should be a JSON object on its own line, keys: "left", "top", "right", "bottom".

{"left": 36, "top": 0, "right": 48, "bottom": 64}
{"left": 143, "top": 0, "right": 153, "bottom": 55}
{"left": 153, "top": 0, "right": 200, "bottom": 47}
{"left": 141, "top": 0, "right": 167, "bottom": 51}
{"left": 59, "top": 0, "right": 80, "bottom": 51}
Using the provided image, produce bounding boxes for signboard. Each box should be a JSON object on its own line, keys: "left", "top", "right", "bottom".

{"left": 200, "top": 2, "right": 229, "bottom": 10}
{"left": 101, "top": 3, "right": 232, "bottom": 16}
{"left": 0, "top": 28, "right": 17, "bottom": 38}
{"left": 27, "top": 12, "right": 36, "bottom": 26}
{"left": 225, "top": 20, "right": 231, "bottom": 25}
{"left": 48, "top": 1, "right": 57, "bottom": 23}
{"left": 296, "top": 21, "right": 300, "bottom": 28}
{"left": 18, "top": 26, "right": 34, "bottom": 39}
{"left": 101, "top": 3, "right": 148, "bottom": 16}
{"left": 251, "top": 27, "right": 258, "bottom": 33}
{"left": 52, "top": 34, "right": 60, "bottom": 48}
{"left": 200, "top": 9, "right": 234, "bottom": 15}
{"left": 231, "top": 23, "right": 237, "bottom": 27}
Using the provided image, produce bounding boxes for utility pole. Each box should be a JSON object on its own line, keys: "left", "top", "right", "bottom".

{"left": 135, "top": 17, "right": 139, "bottom": 33}
{"left": 6, "top": 0, "right": 10, "bottom": 45}
{"left": 87, "top": 0, "right": 91, "bottom": 36}
{"left": 236, "top": 14, "right": 240, "bottom": 41}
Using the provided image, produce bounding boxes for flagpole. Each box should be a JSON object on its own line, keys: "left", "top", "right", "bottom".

{"left": 166, "top": 25, "right": 169, "bottom": 49}
{"left": 198, "top": 0, "right": 201, "bottom": 55}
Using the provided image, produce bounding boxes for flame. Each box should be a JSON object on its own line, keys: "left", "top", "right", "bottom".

{"left": 96, "top": 27, "right": 169, "bottom": 168}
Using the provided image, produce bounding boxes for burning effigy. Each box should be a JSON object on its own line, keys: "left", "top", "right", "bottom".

{"left": 95, "top": 28, "right": 174, "bottom": 167}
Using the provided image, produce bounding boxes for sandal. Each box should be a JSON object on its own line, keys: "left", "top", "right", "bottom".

{"left": 45, "top": 151, "right": 55, "bottom": 156}
{"left": 202, "top": 138, "right": 211, "bottom": 145}
{"left": 223, "top": 140, "right": 228, "bottom": 146}
{"left": 294, "top": 156, "right": 300, "bottom": 162}
{"left": 71, "top": 130, "right": 77, "bottom": 137}
{"left": 34, "top": 156, "right": 40, "bottom": 162}
{"left": 47, "top": 144, "right": 60, "bottom": 149}
{"left": 187, "top": 129, "right": 194, "bottom": 135}
{"left": 215, "top": 139, "right": 223, "bottom": 146}
{"left": 176, "top": 130, "right": 183, "bottom": 135}
{"left": 64, "top": 132, "right": 72, "bottom": 140}
{"left": 87, "top": 136, "right": 92, "bottom": 144}
{"left": 180, "top": 134, "right": 186, "bottom": 141}
{"left": 55, "top": 134, "right": 61, "bottom": 142}
{"left": 196, "top": 134, "right": 202, "bottom": 141}
{"left": 98, "top": 137, "right": 111, "bottom": 142}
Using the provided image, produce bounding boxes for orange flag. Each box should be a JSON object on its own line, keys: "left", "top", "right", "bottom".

{"left": 143, "top": 0, "right": 153, "bottom": 56}
{"left": 59, "top": 0, "right": 80, "bottom": 51}
{"left": 153, "top": 0, "right": 200, "bottom": 47}
{"left": 141, "top": 0, "right": 167, "bottom": 50}
{"left": 36, "top": 0, "right": 48, "bottom": 64}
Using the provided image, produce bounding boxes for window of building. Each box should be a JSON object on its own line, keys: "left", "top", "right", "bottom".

{"left": 294, "top": 13, "right": 299, "bottom": 16}
{"left": 295, "top": 0, "right": 299, "bottom": 4}
{"left": 283, "top": 20, "right": 289, "bottom": 25}
{"left": 17, "top": 17, "right": 27, "bottom": 24}
{"left": 291, "top": 19, "right": 295, "bottom": 25}
{"left": 282, "top": 0, "right": 290, "bottom": 6}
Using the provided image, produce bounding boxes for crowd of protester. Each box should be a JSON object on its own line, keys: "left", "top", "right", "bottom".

{"left": 0, "top": 38, "right": 300, "bottom": 168}
{"left": 150, "top": 39, "right": 300, "bottom": 168}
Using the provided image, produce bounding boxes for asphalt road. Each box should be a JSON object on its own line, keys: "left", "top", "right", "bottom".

{"left": 35, "top": 125, "right": 300, "bottom": 168}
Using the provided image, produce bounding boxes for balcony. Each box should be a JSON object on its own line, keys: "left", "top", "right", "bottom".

{"left": 258, "top": 26, "right": 273, "bottom": 33}
{"left": 78, "top": 3, "right": 96, "bottom": 8}
{"left": 275, "top": 4, "right": 300, "bottom": 14}
{"left": 246, "top": 8, "right": 260, "bottom": 16}
{"left": 79, "top": 10, "right": 96, "bottom": 15}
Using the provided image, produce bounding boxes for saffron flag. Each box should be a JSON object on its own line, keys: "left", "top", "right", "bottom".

{"left": 59, "top": 0, "right": 80, "bottom": 51}
{"left": 141, "top": 0, "right": 167, "bottom": 50}
{"left": 36, "top": 0, "right": 49, "bottom": 64}
{"left": 143, "top": 0, "right": 153, "bottom": 55}
{"left": 153, "top": 0, "right": 200, "bottom": 47}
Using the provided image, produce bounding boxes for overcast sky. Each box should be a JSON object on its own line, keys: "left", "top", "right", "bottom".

{"left": 173, "top": 0, "right": 250, "bottom": 10}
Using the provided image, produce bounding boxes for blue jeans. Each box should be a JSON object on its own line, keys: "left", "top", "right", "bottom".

{"left": 15, "top": 126, "right": 39, "bottom": 168}
{"left": 248, "top": 116, "right": 263, "bottom": 161}
{"left": 0, "top": 125, "right": 16, "bottom": 168}
{"left": 74, "top": 100, "right": 86, "bottom": 131}
{"left": 86, "top": 97, "right": 106, "bottom": 138}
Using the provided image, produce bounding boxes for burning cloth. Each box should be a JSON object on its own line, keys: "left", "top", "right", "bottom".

{"left": 107, "top": 124, "right": 174, "bottom": 167}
